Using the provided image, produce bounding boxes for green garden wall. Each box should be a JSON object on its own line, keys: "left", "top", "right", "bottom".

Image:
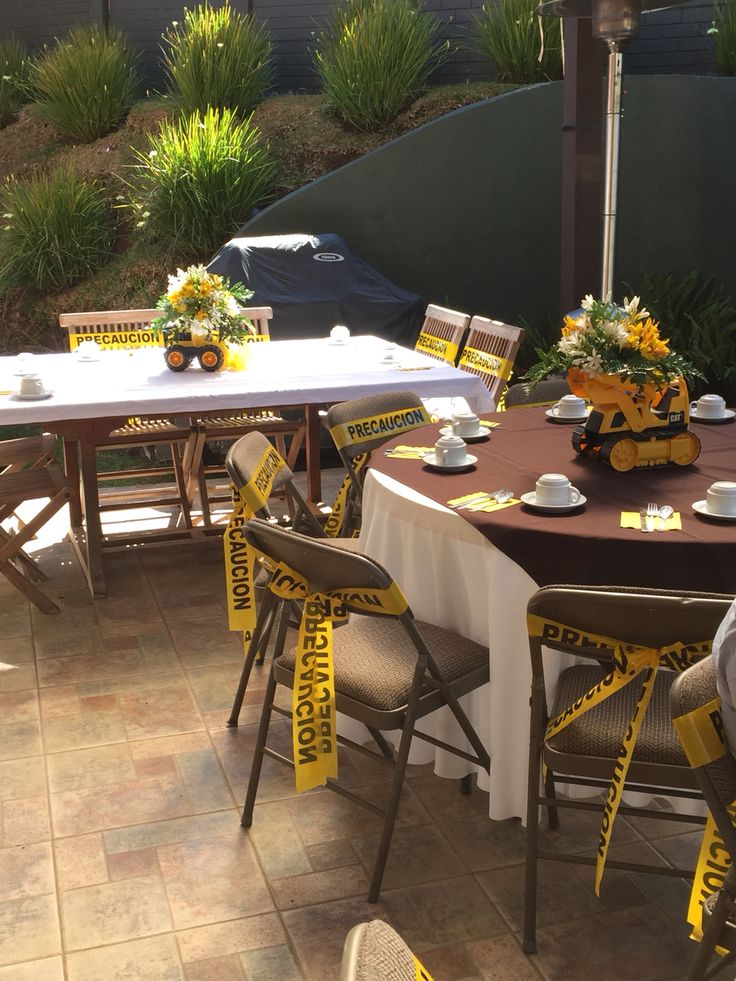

{"left": 241, "top": 76, "right": 736, "bottom": 327}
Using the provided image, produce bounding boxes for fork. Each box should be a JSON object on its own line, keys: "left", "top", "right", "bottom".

{"left": 643, "top": 502, "right": 658, "bottom": 533}
{"left": 464, "top": 488, "right": 513, "bottom": 511}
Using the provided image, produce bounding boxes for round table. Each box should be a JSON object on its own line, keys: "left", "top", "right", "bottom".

{"left": 359, "top": 407, "right": 736, "bottom": 820}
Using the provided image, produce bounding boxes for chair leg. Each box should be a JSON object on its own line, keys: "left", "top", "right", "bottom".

{"left": 544, "top": 767, "right": 559, "bottom": 830}
{"left": 241, "top": 667, "right": 278, "bottom": 828}
{"left": 459, "top": 774, "right": 474, "bottom": 796}
{"left": 0, "top": 558, "right": 59, "bottom": 613}
{"left": 523, "top": 742, "right": 543, "bottom": 952}
{"left": 686, "top": 881, "right": 736, "bottom": 981}
{"left": 366, "top": 727, "right": 394, "bottom": 761}
{"left": 367, "top": 663, "right": 426, "bottom": 903}
{"left": 227, "top": 592, "right": 278, "bottom": 727}
{"left": 170, "top": 442, "right": 193, "bottom": 529}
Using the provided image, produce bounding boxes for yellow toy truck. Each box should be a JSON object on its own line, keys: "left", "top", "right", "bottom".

{"left": 570, "top": 374, "right": 701, "bottom": 471}
{"left": 164, "top": 331, "right": 228, "bottom": 372}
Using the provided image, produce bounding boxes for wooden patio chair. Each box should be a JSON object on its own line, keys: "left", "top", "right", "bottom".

{"left": 0, "top": 434, "right": 74, "bottom": 613}
{"left": 457, "top": 315, "right": 525, "bottom": 407}
{"left": 58, "top": 308, "right": 195, "bottom": 528}
{"left": 413, "top": 303, "right": 470, "bottom": 366}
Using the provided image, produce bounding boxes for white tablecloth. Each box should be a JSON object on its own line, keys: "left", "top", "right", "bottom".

{"left": 0, "top": 337, "right": 494, "bottom": 424}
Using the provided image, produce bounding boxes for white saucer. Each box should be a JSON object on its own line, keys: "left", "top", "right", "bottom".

{"left": 76, "top": 355, "right": 100, "bottom": 363}
{"left": 520, "top": 490, "right": 586, "bottom": 513}
{"left": 11, "top": 390, "right": 53, "bottom": 401}
{"left": 439, "top": 426, "right": 489, "bottom": 443}
{"left": 692, "top": 500, "right": 736, "bottom": 521}
{"left": 690, "top": 409, "right": 735, "bottom": 424}
{"left": 545, "top": 408, "right": 589, "bottom": 424}
{"left": 327, "top": 339, "right": 347, "bottom": 346}
{"left": 422, "top": 453, "right": 478, "bottom": 473}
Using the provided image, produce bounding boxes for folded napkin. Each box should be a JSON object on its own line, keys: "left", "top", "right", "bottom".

{"left": 384, "top": 445, "right": 435, "bottom": 460}
{"left": 447, "top": 491, "right": 521, "bottom": 514}
{"left": 620, "top": 511, "right": 682, "bottom": 532}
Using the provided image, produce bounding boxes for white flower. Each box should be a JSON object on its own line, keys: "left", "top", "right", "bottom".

{"left": 225, "top": 294, "right": 240, "bottom": 316}
{"left": 574, "top": 352, "right": 604, "bottom": 374}
{"left": 558, "top": 334, "right": 582, "bottom": 356}
{"left": 581, "top": 294, "right": 595, "bottom": 311}
{"left": 600, "top": 319, "right": 629, "bottom": 349}
{"left": 217, "top": 42, "right": 224, "bottom": 47}
{"left": 190, "top": 323, "right": 209, "bottom": 342}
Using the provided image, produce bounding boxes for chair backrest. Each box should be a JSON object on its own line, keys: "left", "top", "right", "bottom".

{"left": 457, "top": 315, "right": 525, "bottom": 405}
{"left": 503, "top": 376, "right": 572, "bottom": 409}
{"left": 340, "top": 921, "right": 417, "bottom": 981}
{"left": 225, "top": 432, "right": 323, "bottom": 536}
{"left": 414, "top": 303, "right": 470, "bottom": 366}
{"left": 240, "top": 305, "right": 273, "bottom": 341}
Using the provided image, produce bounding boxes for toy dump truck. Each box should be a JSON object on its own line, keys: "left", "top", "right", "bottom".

{"left": 163, "top": 331, "right": 228, "bottom": 372}
{"left": 570, "top": 374, "right": 701, "bottom": 471}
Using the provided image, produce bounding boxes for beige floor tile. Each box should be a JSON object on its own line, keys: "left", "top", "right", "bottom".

{"left": 0, "top": 956, "right": 64, "bottom": 980}
{"left": 184, "top": 954, "right": 245, "bottom": 981}
{"left": 168, "top": 618, "right": 244, "bottom": 668}
{"left": 175, "top": 748, "right": 233, "bottom": 811}
{"left": 352, "top": 823, "right": 466, "bottom": 891}
{"left": 282, "top": 898, "right": 388, "bottom": 979}
{"left": 62, "top": 874, "right": 173, "bottom": 950}
{"left": 34, "top": 629, "right": 106, "bottom": 661}
{"left": 271, "top": 865, "right": 370, "bottom": 910}
{"left": 119, "top": 686, "right": 205, "bottom": 740}
{"left": 0, "top": 637, "right": 33, "bottom": 665}
{"left": 250, "top": 799, "right": 312, "bottom": 879}
{"left": 1, "top": 797, "right": 50, "bottom": 846}
{"left": 0, "top": 691, "right": 38, "bottom": 723}
{"left": 107, "top": 847, "right": 159, "bottom": 881}
{"left": 47, "top": 744, "right": 135, "bottom": 794}
{"left": 0, "top": 757, "right": 46, "bottom": 801}
{"left": 75, "top": 670, "right": 187, "bottom": 698}
{"left": 42, "top": 707, "right": 129, "bottom": 753}
{"left": 239, "top": 943, "right": 303, "bottom": 980}
{"left": 158, "top": 833, "right": 274, "bottom": 929}
{"left": 0, "top": 894, "right": 61, "bottom": 968}
{"left": 176, "top": 912, "right": 285, "bottom": 963}
{"left": 0, "top": 842, "right": 55, "bottom": 901}
{"left": 417, "top": 942, "right": 485, "bottom": 981}
{"left": 54, "top": 833, "right": 109, "bottom": 891}
{"left": 38, "top": 649, "right": 170, "bottom": 688}
{"left": 0, "top": 665, "right": 36, "bottom": 694}
{"left": 103, "top": 810, "right": 235, "bottom": 855}
{"left": 0, "top": 721, "right": 41, "bottom": 761}
{"left": 0, "top": 609, "right": 31, "bottom": 640}
{"left": 129, "top": 732, "right": 212, "bottom": 759}
{"left": 66, "top": 933, "right": 184, "bottom": 981}
{"left": 467, "top": 934, "right": 544, "bottom": 980}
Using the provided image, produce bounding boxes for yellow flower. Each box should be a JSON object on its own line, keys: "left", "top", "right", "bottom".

{"left": 175, "top": 303, "right": 186, "bottom": 314}
{"left": 561, "top": 315, "right": 580, "bottom": 337}
{"left": 626, "top": 317, "right": 669, "bottom": 360}
{"left": 167, "top": 289, "right": 181, "bottom": 305}
{"left": 198, "top": 280, "right": 213, "bottom": 296}
{"left": 195, "top": 309, "right": 208, "bottom": 321}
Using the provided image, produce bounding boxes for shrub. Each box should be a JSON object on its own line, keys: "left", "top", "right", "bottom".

{"left": 162, "top": 1, "right": 274, "bottom": 116}
{"left": 711, "top": 0, "right": 736, "bottom": 74}
{"left": 126, "top": 106, "right": 276, "bottom": 256}
{"left": 31, "top": 25, "right": 139, "bottom": 142}
{"left": 473, "top": 0, "right": 563, "bottom": 84}
{"left": 0, "top": 166, "right": 115, "bottom": 292}
{"left": 313, "top": 0, "right": 451, "bottom": 131}
{"left": 0, "top": 38, "right": 33, "bottom": 128}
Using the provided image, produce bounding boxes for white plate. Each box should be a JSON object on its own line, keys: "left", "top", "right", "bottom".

{"left": 439, "top": 426, "right": 489, "bottom": 443}
{"left": 690, "top": 409, "right": 735, "bottom": 424}
{"left": 76, "top": 355, "right": 100, "bottom": 363}
{"left": 327, "top": 339, "right": 347, "bottom": 346}
{"left": 10, "top": 390, "right": 53, "bottom": 401}
{"left": 422, "top": 453, "right": 478, "bottom": 473}
{"left": 692, "top": 500, "right": 736, "bottom": 521}
{"left": 545, "top": 408, "right": 589, "bottom": 424}
{"left": 520, "top": 490, "right": 586, "bottom": 513}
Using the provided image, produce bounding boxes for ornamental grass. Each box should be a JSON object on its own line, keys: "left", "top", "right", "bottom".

{"left": 712, "top": 0, "right": 736, "bottom": 74}
{"left": 0, "top": 39, "right": 33, "bottom": 129}
{"left": 313, "top": 0, "right": 451, "bottom": 132}
{"left": 473, "top": 0, "right": 562, "bottom": 84}
{"left": 31, "top": 24, "right": 139, "bottom": 142}
{"left": 162, "top": 1, "right": 274, "bottom": 116}
{"left": 126, "top": 106, "right": 276, "bottom": 256}
{"left": 0, "top": 166, "right": 115, "bottom": 293}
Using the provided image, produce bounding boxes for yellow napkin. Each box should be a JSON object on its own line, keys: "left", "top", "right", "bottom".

{"left": 447, "top": 491, "right": 521, "bottom": 513}
{"left": 478, "top": 420, "right": 501, "bottom": 429}
{"left": 620, "top": 511, "right": 682, "bottom": 531}
{"left": 385, "top": 445, "right": 435, "bottom": 460}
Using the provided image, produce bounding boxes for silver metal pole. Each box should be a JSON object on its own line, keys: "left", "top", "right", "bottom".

{"left": 600, "top": 41, "right": 622, "bottom": 299}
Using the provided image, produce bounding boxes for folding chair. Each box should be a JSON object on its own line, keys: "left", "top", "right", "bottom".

{"left": 341, "top": 920, "right": 424, "bottom": 981}
{"left": 502, "top": 376, "right": 572, "bottom": 409}
{"left": 413, "top": 303, "right": 470, "bottom": 366}
{"left": 58, "top": 308, "right": 195, "bottom": 528}
{"left": 187, "top": 306, "right": 308, "bottom": 524}
{"left": 524, "top": 584, "right": 732, "bottom": 954}
{"left": 672, "top": 657, "right": 736, "bottom": 981}
{"left": 0, "top": 435, "right": 74, "bottom": 613}
{"left": 457, "top": 315, "right": 525, "bottom": 408}
{"left": 239, "top": 519, "right": 490, "bottom": 902}
{"left": 325, "top": 390, "right": 430, "bottom": 536}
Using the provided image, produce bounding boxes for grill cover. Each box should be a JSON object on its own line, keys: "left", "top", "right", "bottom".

{"left": 207, "top": 232, "right": 423, "bottom": 344}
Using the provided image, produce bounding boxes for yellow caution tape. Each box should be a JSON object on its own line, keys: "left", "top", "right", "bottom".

{"left": 459, "top": 345, "right": 514, "bottom": 381}
{"left": 262, "top": 555, "right": 409, "bottom": 792}
{"left": 674, "top": 697, "right": 728, "bottom": 770}
{"left": 243, "top": 333, "right": 270, "bottom": 343}
{"left": 239, "top": 444, "right": 284, "bottom": 513}
{"left": 69, "top": 330, "right": 163, "bottom": 350}
{"left": 413, "top": 954, "right": 434, "bottom": 980}
{"left": 527, "top": 613, "right": 711, "bottom": 894}
{"left": 330, "top": 406, "right": 432, "bottom": 450}
{"left": 415, "top": 332, "right": 458, "bottom": 365}
{"left": 325, "top": 453, "right": 368, "bottom": 538}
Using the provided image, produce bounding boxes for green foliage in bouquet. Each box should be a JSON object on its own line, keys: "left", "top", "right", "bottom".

{"left": 151, "top": 264, "right": 255, "bottom": 345}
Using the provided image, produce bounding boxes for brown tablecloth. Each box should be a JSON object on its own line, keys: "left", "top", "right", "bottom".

{"left": 369, "top": 407, "right": 736, "bottom": 592}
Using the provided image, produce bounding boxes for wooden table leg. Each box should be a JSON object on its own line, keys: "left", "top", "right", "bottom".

{"left": 61, "top": 435, "right": 83, "bottom": 527}
{"left": 305, "top": 405, "right": 322, "bottom": 504}
{"left": 77, "top": 421, "right": 107, "bottom": 597}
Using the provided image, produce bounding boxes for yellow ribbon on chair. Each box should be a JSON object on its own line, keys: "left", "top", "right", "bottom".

{"left": 325, "top": 453, "right": 368, "bottom": 538}
{"left": 527, "top": 613, "right": 712, "bottom": 895}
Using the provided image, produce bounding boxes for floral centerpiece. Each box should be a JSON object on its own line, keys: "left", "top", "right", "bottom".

{"left": 524, "top": 295, "right": 702, "bottom": 470}
{"left": 152, "top": 264, "right": 255, "bottom": 372}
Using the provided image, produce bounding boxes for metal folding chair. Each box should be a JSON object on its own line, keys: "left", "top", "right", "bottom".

{"left": 341, "top": 920, "right": 422, "bottom": 981}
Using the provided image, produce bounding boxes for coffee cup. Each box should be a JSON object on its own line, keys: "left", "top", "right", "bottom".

{"left": 18, "top": 374, "right": 46, "bottom": 398}
{"left": 706, "top": 481, "right": 736, "bottom": 516}
{"left": 13, "top": 352, "right": 35, "bottom": 376}
{"left": 330, "top": 325, "right": 350, "bottom": 344}
{"left": 535, "top": 472, "right": 581, "bottom": 506}
{"left": 77, "top": 339, "right": 101, "bottom": 360}
{"left": 381, "top": 347, "right": 396, "bottom": 363}
{"left": 691, "top": 393, "right": 727, "bottom": 419}
{"left": 452, "top": 411, "right": 481, "bottom": 438}
{"left": 551, "top": 394, "right": 587, "bottom": 418}
{"left": 433, "top": 433, "right": 468, "bottom": 466}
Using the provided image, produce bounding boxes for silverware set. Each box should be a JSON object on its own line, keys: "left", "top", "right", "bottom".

{"left": 449, "top": 488, "right": 514, "bottom": 511}
{"left": 640, "top": 502, "right": 674, "bottom": 532}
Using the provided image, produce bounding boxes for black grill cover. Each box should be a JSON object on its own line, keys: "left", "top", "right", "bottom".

{"left": 207, "top": 233, "right": 424, "bottom": 344}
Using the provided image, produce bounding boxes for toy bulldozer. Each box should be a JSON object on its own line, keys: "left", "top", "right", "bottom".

{"left": 569, "top": 374, "right": 701, "bottom": 471}
{"left": 164, "top": 330, "right": 228, "bottom": 372}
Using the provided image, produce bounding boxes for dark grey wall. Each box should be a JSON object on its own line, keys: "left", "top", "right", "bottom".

{"left": 235, "top": 77, "right": 736, "bottom": 328}
{"left": 0, "top": 0, "right": 717, "bottom": 90}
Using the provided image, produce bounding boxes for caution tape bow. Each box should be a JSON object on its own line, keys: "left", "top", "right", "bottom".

{"left": 528, "top": 614, "right": 712, "bottom": 895}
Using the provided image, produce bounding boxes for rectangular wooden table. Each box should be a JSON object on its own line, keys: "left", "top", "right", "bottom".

{"left": 0, "top": 337, "right": 494, "bottom": 596}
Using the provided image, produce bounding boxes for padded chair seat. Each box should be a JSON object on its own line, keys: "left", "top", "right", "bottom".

{"left": 548, "top": 664, "right": 687, "bottom": 766}
{"left": 276, "top": 614, "right": 488, "bottom": 711}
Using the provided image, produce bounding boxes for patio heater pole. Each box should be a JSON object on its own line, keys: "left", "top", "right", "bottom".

{"left": 600, "top": 43, "right": 622, "bottom": 298}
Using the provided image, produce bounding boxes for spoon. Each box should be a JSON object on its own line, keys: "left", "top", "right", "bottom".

{"left": 655, "top": 504, "right": 674, "bottom": 530}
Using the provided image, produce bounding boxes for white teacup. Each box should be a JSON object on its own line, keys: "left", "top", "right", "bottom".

{"left": 13, "top": 352, "right": 35, "bottom": 376}
{"left": 551, "top": 394, "right": 587, "bottom": 418}
{"left": 452, "top": 411, "right": 481, "bottom": 438}
{"left": 691, "top": 393, "right": 727, "bottom": 419}
{"left": 77, "top": 339, "right": 101, "bottom": 360}
{"left": 381, "top": 347, "right": 396, "bottom": 363}
{"left": 706, "top": 481, "right": 736, "bottom": 516}
{"left": 18, "top": 374, "right": 46, "bottom": 398}
{"left": 434, "top": 433, "right": 468, "bottom": 466}
{"left": 330, "top": 325, "right": 350, "bottom": 344}
{"left": 535, "top": 472, "right": 581, "bottom": 506}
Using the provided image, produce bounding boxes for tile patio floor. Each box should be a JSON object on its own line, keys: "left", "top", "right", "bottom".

{"left": 0, "top": 490, "right": 705, "bottom": 980}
